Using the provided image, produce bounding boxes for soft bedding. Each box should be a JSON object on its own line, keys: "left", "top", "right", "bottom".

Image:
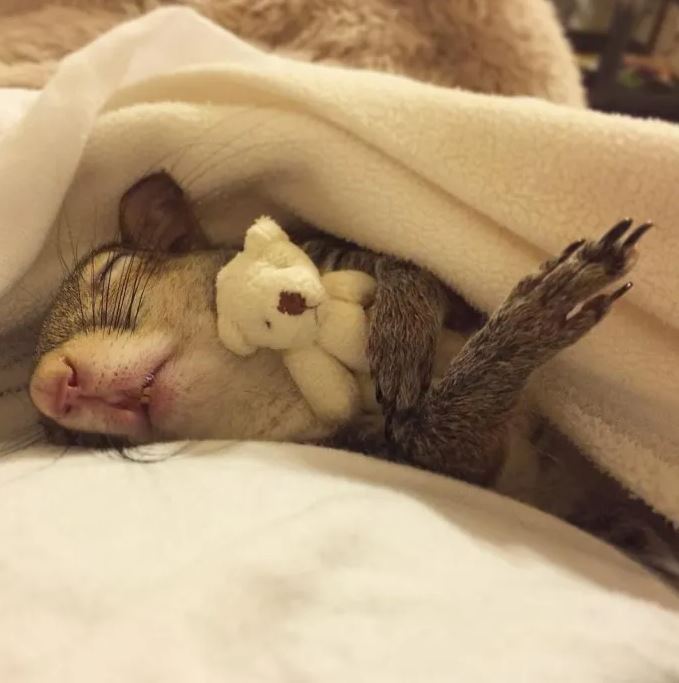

{"left": 0, "top": 9, "right": 679, "bottom": 680}
{"left": 2, "top": 10, "right": 679, "bottom": 522}
{"left": 2, "top": 441, "right": 679, "bottom": 682}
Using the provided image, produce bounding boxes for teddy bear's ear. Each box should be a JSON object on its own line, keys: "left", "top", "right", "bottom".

{"left": 244, "top": 216, "right": 289, "bottom": 256}
{"left": 216, "top": 316, "right": 257, "bottom": 357}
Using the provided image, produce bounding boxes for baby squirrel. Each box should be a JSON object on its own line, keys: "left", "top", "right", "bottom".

{"left": 29, "top": 172, "right": 679, "bottom": 585}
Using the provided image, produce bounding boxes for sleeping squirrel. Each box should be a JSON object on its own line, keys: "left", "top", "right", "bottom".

{"left": 28, "top": 172, "right": 679, "bottom": 586}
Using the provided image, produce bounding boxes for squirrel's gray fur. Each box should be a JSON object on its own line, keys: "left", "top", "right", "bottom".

{"left": 31, "top": 173, "right": 679, "bottom": 587}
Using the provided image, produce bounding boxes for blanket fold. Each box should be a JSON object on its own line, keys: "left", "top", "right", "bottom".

{"left": 0, "top": 8, "right": 677, "bottom": 522}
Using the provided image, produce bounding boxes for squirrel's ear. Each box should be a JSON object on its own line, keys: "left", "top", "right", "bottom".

{"left": 216, "top": 315, "right": 256, "bottom": 357}
{"left": 244, "top": 216, "right": 289, "bottom": 256}
{"left": 119, "top": 171, "right": 208, "bottom": 252}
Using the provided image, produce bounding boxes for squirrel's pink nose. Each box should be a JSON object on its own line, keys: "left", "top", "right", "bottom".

{"left": 29, "top": 356, "right": 79, "bottom": 419}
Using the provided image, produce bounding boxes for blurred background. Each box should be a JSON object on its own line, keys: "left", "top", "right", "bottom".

{"left": 0, "top": 1, "right": 677, "bottom": 122}
{"left": 552, "top": 0, "right": 679, "bottom": 121}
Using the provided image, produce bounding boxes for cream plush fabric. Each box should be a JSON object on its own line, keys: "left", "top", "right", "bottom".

{"left": 215, "top": 217, "right": 375, "bottom": 425}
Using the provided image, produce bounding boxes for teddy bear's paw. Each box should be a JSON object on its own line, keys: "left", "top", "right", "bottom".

{"left": 321, "top": 271, "right": 377, "bottom": 305}
{"left": 317, "top": 385, "right": 362, "bottom": 424}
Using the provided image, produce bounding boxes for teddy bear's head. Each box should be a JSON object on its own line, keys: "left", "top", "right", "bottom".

{"left": 216, "top": 217, "right": 327, "bottom": 355}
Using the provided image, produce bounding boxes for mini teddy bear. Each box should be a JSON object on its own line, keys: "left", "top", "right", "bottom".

{"left": 215, "top": 216, "right": 377, "bottom": 424}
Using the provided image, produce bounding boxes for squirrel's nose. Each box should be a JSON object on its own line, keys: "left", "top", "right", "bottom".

{"left": 29, "top": 356, "right": 79, "bottom": 419}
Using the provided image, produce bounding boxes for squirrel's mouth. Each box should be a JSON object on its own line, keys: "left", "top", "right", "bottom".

{"left": 110, "top": 359, "right": 166, "bottom": 413}
{"left": 138, "top": 357, "right": 172, "bottom": 414}
{"left": 92, "top": 358, "right": 172, "bottom": 442}
{"left": 138, "top": 370, "right": 157, "bottom": 406}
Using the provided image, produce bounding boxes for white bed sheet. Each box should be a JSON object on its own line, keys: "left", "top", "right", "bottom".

{"left": 1, "top": 441, "right": 679, "bottom": 682}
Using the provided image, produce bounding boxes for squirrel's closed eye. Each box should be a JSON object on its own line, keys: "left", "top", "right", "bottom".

{"left": 93, "top": 252, "right": 131, "bottom": 284}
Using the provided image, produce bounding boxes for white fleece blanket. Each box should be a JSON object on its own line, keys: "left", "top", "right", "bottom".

{"left": 1, "top": 9, "right": 679, "bottom": 681}
{"left": 2, "top": 8, "right": 678, "bottom": 520}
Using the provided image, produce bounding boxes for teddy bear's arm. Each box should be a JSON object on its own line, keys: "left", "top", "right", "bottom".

{"left": 316, "top": 299, "right": 371, "bottom": 374}
{"left": 320, "top": 271, "right": 376, "bottom": 306}
{"left": 284, "top": 347, "right": 362, "bottom": 424}
{"left": 300, "top": 237, "right": 453, "bottom": 415}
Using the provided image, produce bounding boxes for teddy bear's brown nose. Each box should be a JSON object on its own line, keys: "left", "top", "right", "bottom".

{"left": 277, "top": 291, "right": 307, "bottom": 315}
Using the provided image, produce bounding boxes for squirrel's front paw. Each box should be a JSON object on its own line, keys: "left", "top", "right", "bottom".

{"left": 491, "top": 219, "right": 651, "bottom": 361}
{"left": 368, "top": 259, "right": 441, "bottom": 414}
